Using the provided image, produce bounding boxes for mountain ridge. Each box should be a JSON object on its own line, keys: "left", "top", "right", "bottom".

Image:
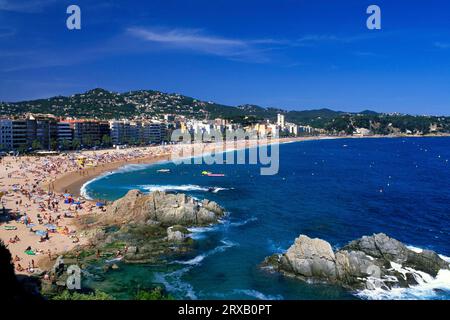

{"left": 1, "top": 88, "right": 449, "bottom": 135}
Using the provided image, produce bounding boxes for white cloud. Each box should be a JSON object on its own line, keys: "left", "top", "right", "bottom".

{"left": 126, "top": 27, "right": 276, "bottom": 62}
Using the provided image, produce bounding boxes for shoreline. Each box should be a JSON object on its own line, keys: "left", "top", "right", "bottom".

{"left": 53, "top": 136, "right": 314, "bottom": 199}
{"left": 55, "top": 133, "right": 450, "bottom": 200}
{"left": 1, "top": 133, "right": 449, "bottom": 276}
{"left": 53, "top": 154, "right": 172, "bottom": 198}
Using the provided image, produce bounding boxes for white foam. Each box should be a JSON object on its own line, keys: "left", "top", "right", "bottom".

{"left": 79, "top": 171, "right": 115, "bottom": 200}
{"left": 211, "top": 187, "right": 234, "bottom": 193}
{"left": 174, "top": 239, "right": 238, "bottom": 266}
{"left": 175, "top": 254, "right": 206, "bottom": 266}
{"left": 224, "top": 217, "right": 258, "bottom": 228}
{"left": 357, "top": 266, "right": 450, "bottom": 300}
{"left": 153, "top": 267, "right": 197, "bottom": 300}
{"left": 188, "top": 225, "right": 218, "bottom": 233}
{"left": 233, "top": 289, "right": 283, "bottom": 300}
{"left": 114, "top": 162, "right": 169, "bottom": 174}
{"left": 158, "top": 239, "right": 238, "bottom": 299}
{"left": 140, "top": 184, "right": 208, "bottom": 192}
{"left": 406, "top": 245, "right": 423, "bottom": 254}
{"left": 139, "top": 184, "right": 232, "bottom": 193}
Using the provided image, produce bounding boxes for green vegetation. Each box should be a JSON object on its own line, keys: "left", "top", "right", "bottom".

{"left": 135, "top": 287, "right": 174, "bottom": 300}
{"left": 2, "top": 88, "right": 449, "bottom": 135}
{"left": 52, "top": 289, "right": 114, "bottom": 300}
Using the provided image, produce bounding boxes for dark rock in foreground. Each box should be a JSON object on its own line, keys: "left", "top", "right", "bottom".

{"left": 263, "top": 233, "right": 449, "bottom": 291}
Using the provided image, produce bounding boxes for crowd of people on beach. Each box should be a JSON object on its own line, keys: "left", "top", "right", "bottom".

{"left": 0, "top": 145, "right": 181, "bottom": 275}
{"left": 0, "top": 140, "right": 288, "bottom": 276}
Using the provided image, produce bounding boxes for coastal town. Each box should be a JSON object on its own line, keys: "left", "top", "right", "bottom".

{"left": 2, "top": 88, "right": 449, "bottom": 155}
{"left": 1, "top": 89, "right": 450, "bottom": 301}
{"left": 0, "top": 112, "right": 321, "bottom": 154}
{"left": 0, "top": 121, "right": 303, "bottom": 280}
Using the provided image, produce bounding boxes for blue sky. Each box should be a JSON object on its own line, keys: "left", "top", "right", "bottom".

{"left": 1, "top": 0, "right": 450, "bottom": 115}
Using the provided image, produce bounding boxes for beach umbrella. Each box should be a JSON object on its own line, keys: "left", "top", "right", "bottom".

{"left": 63, "top": 193, "right": 72, "bottom": 197}
{"left": 73, "top": 201, "right": 82, "bottom": 205}
{"left": 35, "top": 230, "right": 47, "bottom": 237}
{"left": 96, "top": 202, "right": 105, "bottom": 207}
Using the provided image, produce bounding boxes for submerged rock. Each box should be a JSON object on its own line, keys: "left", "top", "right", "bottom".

{"left": 263, "top": 233, "right": 449, "bottom": 292}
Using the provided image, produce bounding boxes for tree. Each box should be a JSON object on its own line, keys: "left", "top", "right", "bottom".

{"left": 72, "top": 138, "right": 81, "bottom": 150}
{"left": 102, "top": 134, "right": 112, "bottom": 147}
{"left": 50, "top": 138, "right": 58, "bottom": 151}
{"left": 18, "top": 144, "right": 28, "bottom": 154}
{"left": 61, "top": 139, "right": 71, "bottom": 150}
{"left": 31, "top": 140, "right": 42, "bottom": 150}
{"left": 84, "top": 135, "right": 93, "bottom": 147}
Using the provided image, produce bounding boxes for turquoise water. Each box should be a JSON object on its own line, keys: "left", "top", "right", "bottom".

{"left": 82, "top": 137, "right": 450, "bottom": 300}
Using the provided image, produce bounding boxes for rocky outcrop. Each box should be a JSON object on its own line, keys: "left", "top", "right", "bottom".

{"left": 343, "top": 233, "right": 448, "bottom": 277}
{"left": 68, "top": 191, "right": 224, "bottom": 265}
{"left": 280, "top": 235, "right": 337, "bottom": 281}
{"left": 263, "top": 233, "right": 449, "bottom": 291}
{"left": 105, "top": 190, "right": 224, "bottom": 226}
{"left": 167, "top": 225, "right": 190, "bottom": 242}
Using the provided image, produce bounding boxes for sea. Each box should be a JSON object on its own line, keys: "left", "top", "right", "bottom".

{"left": 80, "top": 137, "right": 450, "bottom": 300}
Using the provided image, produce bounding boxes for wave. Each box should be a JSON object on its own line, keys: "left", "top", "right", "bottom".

{"left": 357, "top": 268, "right": 450, "bottom": 300}
{"left": 153, "top": 267, "right": 197, "bottom": 300}
{"left": 114, "top": 163, "right": 162, "bottom": 174}
{"left": 80, "top": 171, "right": 115, "bottom": 200}
{"left": 156, "top": 239, "right": 238, "bottom": 299}
{"left": 174, "top": 239, "right": 238, "bottom": 266}
{"left": 188, "top": 225, "right": 218, "bottom": 233}
{"left": 356, "top": 248, "right": 450, "bottom": 300}
{"left": 227, "top": 216, "right": 258, "bottom": 227}
{"left": 186, "top": 216, "right": 254, "bottom": 240}
{"left": 232, "top": 289, "right": 283, "bottom": 300}
{"left": 139, "top": 184, "right": 233, "bottom": 193}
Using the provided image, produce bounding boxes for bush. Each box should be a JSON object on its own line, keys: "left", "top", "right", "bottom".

{"left": 135, "top": 287, "right": 174, "bottom": 300}
{"left": 52, "top": 289, "right": 114, "bottom": 300}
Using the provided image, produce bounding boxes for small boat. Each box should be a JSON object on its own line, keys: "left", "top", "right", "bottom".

{"left": 206, "top": 173, "right": 225, "bottom": 177}
{"left": 157, "top": 169, "right": 171, "bottom": 173}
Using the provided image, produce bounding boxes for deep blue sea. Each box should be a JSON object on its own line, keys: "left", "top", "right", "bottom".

{"left": 82, "top": 137, "right": 450, "bottom": 300}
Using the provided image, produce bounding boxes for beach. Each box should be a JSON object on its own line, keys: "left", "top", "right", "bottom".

{"left": 0, "top": 136, "right": 313, "bottom": 276}
{"left": 2, "top": 133, "right": 443, "bottom": 277}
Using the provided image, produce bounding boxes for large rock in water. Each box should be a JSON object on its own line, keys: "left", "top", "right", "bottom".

{"left": 264, "top": 233, "right": 449, "bottom": 291}
{"left": 105, "top": 190, "right": 224, "bottom": 226}
{"left": 281, "top": 235, "right": 337, "bottom": 281}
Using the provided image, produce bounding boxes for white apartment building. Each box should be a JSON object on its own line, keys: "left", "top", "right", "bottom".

{"left": 277, "top": 114, "right": 285, "bottom": 128}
